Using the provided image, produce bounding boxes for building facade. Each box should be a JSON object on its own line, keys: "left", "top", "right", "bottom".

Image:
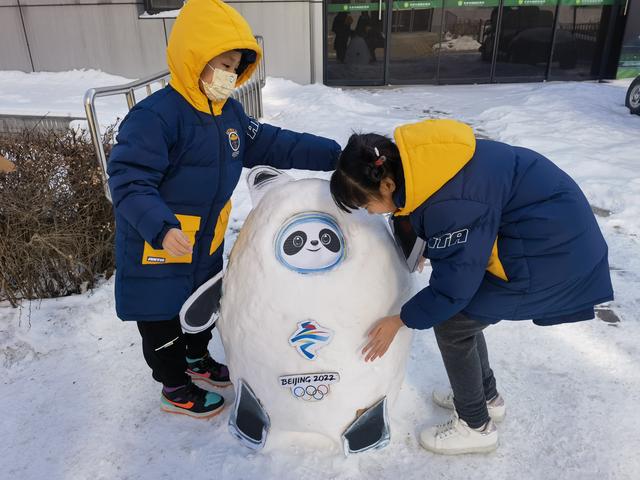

{"left": 0, "top": 0, "right": 637, "bottom": 84}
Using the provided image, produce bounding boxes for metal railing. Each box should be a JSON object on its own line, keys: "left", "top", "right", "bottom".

{"left": 84, "top": 36, "right": 266, "bottom": 201}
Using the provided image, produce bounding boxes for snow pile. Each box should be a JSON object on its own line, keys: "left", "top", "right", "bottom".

{"left": 432, "top": 34, "right": 482, "bottom": 52}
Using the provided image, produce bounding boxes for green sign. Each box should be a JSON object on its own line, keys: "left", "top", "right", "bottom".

{"left": 393, "top": 0, "right": 442, "bottom": 9}
{"left": 327, "top": 3, "right": 383, "bottom": 12}
{"left": 328, "top": 0, "right": 619, "bottom": 11}
{"left": 443, "top": 0, "right": 500, "bottom": 7}
{"left": 504, "top": 0, "right": 557, "bottom": 6}
{"left": 560, "top": 0, "right": 619, "bottom": 4}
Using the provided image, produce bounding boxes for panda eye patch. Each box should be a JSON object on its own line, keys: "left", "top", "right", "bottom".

{"left": 319, "top": 229, "right": 340, "bottom": 252}
{"left": 283, "top": 231, "right": 307, "bottom": 255}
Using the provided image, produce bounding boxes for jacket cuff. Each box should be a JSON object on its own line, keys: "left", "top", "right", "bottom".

{"left": 136, "top": 205, "right": 179, "bottom": 249}
{"left": 330, "top": 142, "right": 342, "bottom": 170}
{"left": 151, "top": 222, "right": 178, "bottom": 250}
{"left": 400, "top": 298, "right": 433, "bottom": 330}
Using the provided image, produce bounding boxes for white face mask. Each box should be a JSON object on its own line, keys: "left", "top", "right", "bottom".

{"left": 200, "top": 65, "right": 238, "bottom": 102}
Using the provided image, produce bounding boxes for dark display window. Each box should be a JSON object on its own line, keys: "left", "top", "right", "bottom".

{"left": 145, "top": 0, "right": 183, "bottom": 15}
{"left": 387, "top": 3, "right": 441, "bottom": 83}
{"left": 436, "top": 2, "right": 495, "bottom": 83}
{"left": 549, "top": 4, "right": 614, "bottom": 80}
{"left": 323, "top": 0, "right": 624, "bottom": 85}
{"left": 493, "top": 3, "right": 559, "bottom": 80}
{"left": 326, "top": 3, "right": 388, "bottom": 85}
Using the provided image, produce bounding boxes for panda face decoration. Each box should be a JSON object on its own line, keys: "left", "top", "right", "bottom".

{"left": 275, "top": 213, "right": 346, "bottom": 274}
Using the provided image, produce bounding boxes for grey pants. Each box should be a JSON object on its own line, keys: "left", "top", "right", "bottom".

{"left": 433, "top": 313, "right": 498, "bottom": 428}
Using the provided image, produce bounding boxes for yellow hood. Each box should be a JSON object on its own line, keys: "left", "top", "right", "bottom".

{"left": 393, "top": 119, "right": 476, "bottom": 216}
{"left": 394, "top": 119, "right": 507, "bottom": 281}
{"left": 167, "top": 0, "right": 262, "bottom": 114}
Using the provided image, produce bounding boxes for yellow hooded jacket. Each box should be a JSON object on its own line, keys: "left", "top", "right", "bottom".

{"left": 393, "top": 118, "right": 612, "bottom": 330}
{"left": 167, "top": 0, "right": 262, "bottom": 115}
{"left": 107, "top": 0, "right": 340, "bottom": 322}
{"left": 393, "top": 119, "right": 507, "bottom": 281}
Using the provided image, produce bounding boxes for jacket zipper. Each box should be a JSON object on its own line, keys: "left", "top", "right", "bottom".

{"left": 208, "top": 99, "right": 226, "bottom": 257}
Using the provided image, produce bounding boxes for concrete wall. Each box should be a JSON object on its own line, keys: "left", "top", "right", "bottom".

{"left": 0, "top": 0, "right": 323, "bottom": 84}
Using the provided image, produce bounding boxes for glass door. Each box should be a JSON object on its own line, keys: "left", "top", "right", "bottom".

{"left": 325, "top": 1, "right": 389, "bottom": 85}
{"left": 436, "top": 0, "right": 496, "bottom": 83}
{"left": 324, "top": 0, "right": 624, "bottom": 85}
{"left": 548, "top": 1, "right": 620, "bottom": 80}
{"left": 492, "top": 1, "right": 560, "bottom": 81}
{"left": 387, "top": 1, "right": 443, "bottom": 84}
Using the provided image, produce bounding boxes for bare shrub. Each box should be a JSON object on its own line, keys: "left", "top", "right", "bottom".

{"left": 0, "top": 127, "right": 116, "bottom": 306}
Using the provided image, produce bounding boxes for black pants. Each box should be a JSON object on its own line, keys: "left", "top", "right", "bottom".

{"left": 137, "top": 318, "right": 213, "bottom": 388}
{"left": 433, "top": 313, "right": 498, "bottom": 428}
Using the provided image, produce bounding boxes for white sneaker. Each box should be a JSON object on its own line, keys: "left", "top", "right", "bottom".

{"left": 432, "top": 389, "right": 506, "bottom": 422}
{"left": 419, "top": 412, "right": 498, "bottom": 455}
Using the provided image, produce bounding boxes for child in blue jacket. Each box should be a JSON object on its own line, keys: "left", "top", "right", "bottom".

{"left": 330, "top": 119, "right": 613, "bottom": 454}
{"left": 107, "top": 0, "right": 340, "bottom": 419}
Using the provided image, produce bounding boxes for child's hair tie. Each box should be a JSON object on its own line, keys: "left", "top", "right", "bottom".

{"left": 373, "top": 147, "right": 386, "bottom": 167}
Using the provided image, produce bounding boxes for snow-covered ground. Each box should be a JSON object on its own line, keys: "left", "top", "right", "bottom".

{"left": 1, "top": 71, "right": 639, "bottom": 480}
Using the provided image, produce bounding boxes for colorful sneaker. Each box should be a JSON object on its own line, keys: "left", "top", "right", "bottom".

{"left": 186, "top": 353, "right": 232, "bottom": 388}
{"left": 432, "top": 389, "right": 506, "bottom": 422}
{"left": 161, "top": 381, "right": 224, "bottom": 419}
{"left": 419, "top": 412, "right": 498, "bottom": 455}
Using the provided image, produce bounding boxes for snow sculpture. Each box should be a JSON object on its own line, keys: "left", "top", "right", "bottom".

{"left": 181, "top": 167, "right": 414, "bottom": 454}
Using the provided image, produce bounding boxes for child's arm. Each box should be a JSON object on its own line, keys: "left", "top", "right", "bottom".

{"left": 107, "top": 108, "right": 180, "bottom": 249}
{"left": 400, "top": 199, "right": 501, "bottom": 330}
{"left": 232, "top": 101, "right": 341, "bottom": 172}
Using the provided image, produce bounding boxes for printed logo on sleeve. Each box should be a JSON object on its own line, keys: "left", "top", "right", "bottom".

{"left": 428, "top": 228, "right": 469, "bottom": 250}
{"left": 246, "top": 118, "right": 260, "bottom": 140}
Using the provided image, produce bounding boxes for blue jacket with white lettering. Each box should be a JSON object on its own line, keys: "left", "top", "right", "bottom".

{"left": 392, "top": 120, "right": 613, "bottom": 330}
{"left": 108, "top": 87, "right": 340, "bottom": 321}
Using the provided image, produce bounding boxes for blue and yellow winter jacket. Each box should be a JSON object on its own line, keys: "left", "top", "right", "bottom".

{"left": 107, "top": 0, "right": 340, "bottom": 321}
{"left": 393, "top": 119, "right": 613, "bottom": 329}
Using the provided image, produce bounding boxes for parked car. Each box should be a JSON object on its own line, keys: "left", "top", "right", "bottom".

{"left": 626, "top": 76, "right": 640, "bottom": 115}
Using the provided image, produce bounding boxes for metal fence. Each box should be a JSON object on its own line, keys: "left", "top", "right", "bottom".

{"left": 84, "top": 36, "right": 266, "bottom": 201}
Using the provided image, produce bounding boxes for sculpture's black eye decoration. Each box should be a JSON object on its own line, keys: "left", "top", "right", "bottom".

{"left": 319, "top": 229, "right": 340, "bottom": 253}
{"left": 283, "top": 231, "right": 307, "bottom": 256}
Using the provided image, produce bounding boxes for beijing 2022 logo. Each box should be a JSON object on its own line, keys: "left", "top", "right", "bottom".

{"left": 288, "top": 320, "right": 333, "bottom": 361}
{"left": 279, "top": 373, "right": 340, "bottom": 402}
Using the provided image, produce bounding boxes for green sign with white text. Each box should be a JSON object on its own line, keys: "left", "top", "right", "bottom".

{"left": 327, "top": 0, "right": 619, "bottom": 11}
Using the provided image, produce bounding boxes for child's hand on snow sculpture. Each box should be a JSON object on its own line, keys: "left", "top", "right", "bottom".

{"left": 362, "top": 315, "right": 405, "bottom": 362}
{"left": 162, "top": 228, "right": 193, "bottom": 257}
{"left": 417, "top": 256, "right": 427, "bottom": 273}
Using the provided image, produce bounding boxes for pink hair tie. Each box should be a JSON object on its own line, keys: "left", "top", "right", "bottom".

{"left": 374, "top": 156, "right": 386, "bottom": 167}
{"left": 373, "top": 147, "right": 386, "bottom": 166}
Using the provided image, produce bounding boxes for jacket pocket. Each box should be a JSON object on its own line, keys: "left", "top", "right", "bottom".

{"left": 142, "top": 214, "right": 201, "bottom": 265}
{"left": 209, "top": 200, "right": 232, "bottom": 255}
{"left": 486, "top": 238, "right": 508, "bottom": 281}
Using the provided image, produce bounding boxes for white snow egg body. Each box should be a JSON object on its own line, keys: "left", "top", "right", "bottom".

{"left": 218, "top": 177, "right": 414, "bottom": 447}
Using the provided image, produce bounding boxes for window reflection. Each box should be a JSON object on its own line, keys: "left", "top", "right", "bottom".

{"left": 388, "top": 7, "right": 441, "bottom": 83}
{"left": 325, "top": 0, "right": 621, "bottom": 85}
{"left": 493, "top": 6, "right": 559, "bottom": 79}
{"left": 326, "top": 3, "right": 387, "bottom": 85}
{"left": 549, "top": 6, "right": 609, "bottom": 80}
{"left": 437, "top": 7, "right": 493, "bottom": 82}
